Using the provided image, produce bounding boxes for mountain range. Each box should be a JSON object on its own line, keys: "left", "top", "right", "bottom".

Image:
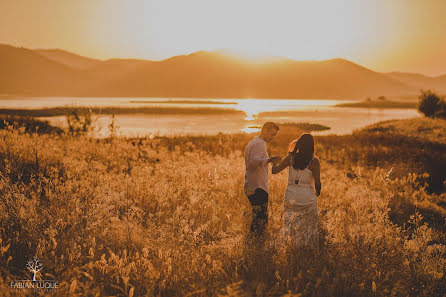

{"left": 1, "top": 43, "right": 445, "bottom": 99}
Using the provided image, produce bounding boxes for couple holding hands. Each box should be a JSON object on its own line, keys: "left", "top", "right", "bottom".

{"left": 244, "top": 122, "right": 321, "bottom": 248}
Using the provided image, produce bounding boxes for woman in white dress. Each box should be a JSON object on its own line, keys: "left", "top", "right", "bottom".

{"left": 272, "top": 133, "right": 321, "bottom": 249}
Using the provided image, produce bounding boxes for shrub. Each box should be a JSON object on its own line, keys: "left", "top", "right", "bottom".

{"left": 0, "top": 115, "right": 63, "bottom": 134}
{"left": 418, "top": 90, "right": 446, "bottom": 118}
{"left": 66, "top": 108, "right": 93, "bottom": 135}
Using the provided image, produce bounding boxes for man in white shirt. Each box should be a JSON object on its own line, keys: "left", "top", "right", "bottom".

{"left": 244, "top": 122, "right": 280, "bottom": 238}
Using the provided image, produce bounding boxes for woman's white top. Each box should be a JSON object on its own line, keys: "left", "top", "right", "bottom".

{"left": 284, "top": 156, "right": 317, "bottom": 206}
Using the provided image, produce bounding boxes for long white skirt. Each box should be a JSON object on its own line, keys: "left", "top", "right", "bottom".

{"left": 274, "top": 201, "right": 319, "bottom": 249}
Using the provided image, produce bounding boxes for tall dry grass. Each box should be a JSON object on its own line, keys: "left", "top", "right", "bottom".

{"left": 0, "top": 119, "right": 445, "bottom": 296}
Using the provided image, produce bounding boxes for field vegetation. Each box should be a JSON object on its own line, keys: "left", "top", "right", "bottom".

{"left": 0, "top": 115, "right": 63, "bottom": 135}
{"left": 417, "top": 90, "right": 446, "bottom": 119}
{"left": 0, "top": 115, "right": 445, "bottom": 296}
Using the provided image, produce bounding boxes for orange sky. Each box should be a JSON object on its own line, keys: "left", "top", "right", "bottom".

{"left": 1, "top": 0, "right": 446, "bottom": 76}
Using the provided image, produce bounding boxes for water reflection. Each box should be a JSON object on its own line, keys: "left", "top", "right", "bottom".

{"left": 241, "top": 127, "right": 261, "bottom": 133}
{"left": 1, "top": 97, "right": 420, "bottom": 137}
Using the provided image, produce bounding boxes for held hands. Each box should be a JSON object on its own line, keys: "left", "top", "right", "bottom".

{"left": 268, "top": 156, "right": 281, "bottom": 165}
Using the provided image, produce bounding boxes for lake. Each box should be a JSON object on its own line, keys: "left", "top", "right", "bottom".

{"left": 0, "top": 97, "right": 420, "bottom": 137}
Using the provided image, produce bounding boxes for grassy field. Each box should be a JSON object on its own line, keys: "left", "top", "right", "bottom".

{"left": 0, "top": 117, "right": 445, "bottom": 296}
{"left": 362, "top": 117, "right": 446, "bottom": 142}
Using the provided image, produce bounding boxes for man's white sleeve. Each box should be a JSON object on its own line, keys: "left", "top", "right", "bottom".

{"left": 247, "top": 142, "right": 268, "bottom": 170}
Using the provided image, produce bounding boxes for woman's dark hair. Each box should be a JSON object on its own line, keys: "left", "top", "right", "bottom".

{"left": 289, "top": 133, "right": 314, "bottom": 170}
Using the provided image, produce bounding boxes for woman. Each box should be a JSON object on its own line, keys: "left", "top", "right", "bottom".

{"left": 272, "top": 133, "right": 321, "bottom": 248}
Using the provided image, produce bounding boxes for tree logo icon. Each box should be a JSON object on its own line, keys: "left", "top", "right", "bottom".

{"left": 26, "top": 257, "right": 43, "bottom": 281}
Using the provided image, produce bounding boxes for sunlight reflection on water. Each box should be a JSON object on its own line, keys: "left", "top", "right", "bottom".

{"left": 1, "top": 97, "right": 420, "bottom": 137}
{"left": 241, "top": 127, "right": 261, "bottom": 133}
{"left": 231, "top": 99, "right": 346, "bottom": 120}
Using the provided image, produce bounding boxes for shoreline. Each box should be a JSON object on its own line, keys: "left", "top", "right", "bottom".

{"left": 0, "top": 94, "right": 420, "bottom": 101}
{"left": 0, "top": 107, "right": 245, "bottom": 117}
{"left": 335, "top": 100, "right": 418, "bottom": 109}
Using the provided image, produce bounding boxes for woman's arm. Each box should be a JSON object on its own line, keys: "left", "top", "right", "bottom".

{"left": 311, "top": 158, "right": 321, "bottom": 196}
{"left": 272, "top": 154, "right": 291, "bottom": 174}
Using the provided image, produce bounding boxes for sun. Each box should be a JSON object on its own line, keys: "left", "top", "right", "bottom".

{"left": 88, "top": 0, "right": 386, "bottom": 64}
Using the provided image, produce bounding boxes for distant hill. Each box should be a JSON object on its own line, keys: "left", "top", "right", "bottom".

{"left": 385, "top": 72, "right": 446, "bottom": 94}
{"left": 0, "top": 44, "right": 82, "bottom": 96}
{"left": 82, "top": 52, "right": 414, "bottom": 98}
{"left": 433, "top": 74, "right": 446, "bottom": 92}
{"left": 82, "top": 58, "right": 155, "bottom": 91}
{"left": 35, "top": 49, "right": 101, "bottom": 70}
{"left": 0, "top": 43, "right": 444, "bottom": 98}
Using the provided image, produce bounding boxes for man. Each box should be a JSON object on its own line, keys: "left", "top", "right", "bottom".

{"left": 244, "top": 122, "right": 280, "bottom": 238}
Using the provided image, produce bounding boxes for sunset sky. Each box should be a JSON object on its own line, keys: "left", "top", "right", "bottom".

{"left": 1, "top": 0, "right": 445, "bottom": 76}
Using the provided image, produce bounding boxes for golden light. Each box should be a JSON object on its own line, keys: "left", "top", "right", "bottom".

{"left": 1, "top": 0, "right": 446, "bottom": 75}
{"left": 98, "top": 0, "right": 382, "bottom": 63}
{"left": 233, "top": 99, "right": 346, "bottom": 120}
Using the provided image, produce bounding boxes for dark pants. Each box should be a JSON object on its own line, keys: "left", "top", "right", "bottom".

{"left": 247, "top": 188, "right": 268, "bottom": 237}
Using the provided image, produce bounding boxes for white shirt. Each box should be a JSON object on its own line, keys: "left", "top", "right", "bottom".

{"left": 244, "top": 136, "right": 269, "bottom": 196}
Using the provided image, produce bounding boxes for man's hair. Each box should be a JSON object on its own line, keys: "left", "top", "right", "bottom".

{"left": 261, "top": 122, "right": 279, "bottom": 132}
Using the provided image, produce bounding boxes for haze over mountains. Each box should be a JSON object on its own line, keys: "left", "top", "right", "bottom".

{"left": 1, "top": 44, "right": 445, "bottom": 99}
